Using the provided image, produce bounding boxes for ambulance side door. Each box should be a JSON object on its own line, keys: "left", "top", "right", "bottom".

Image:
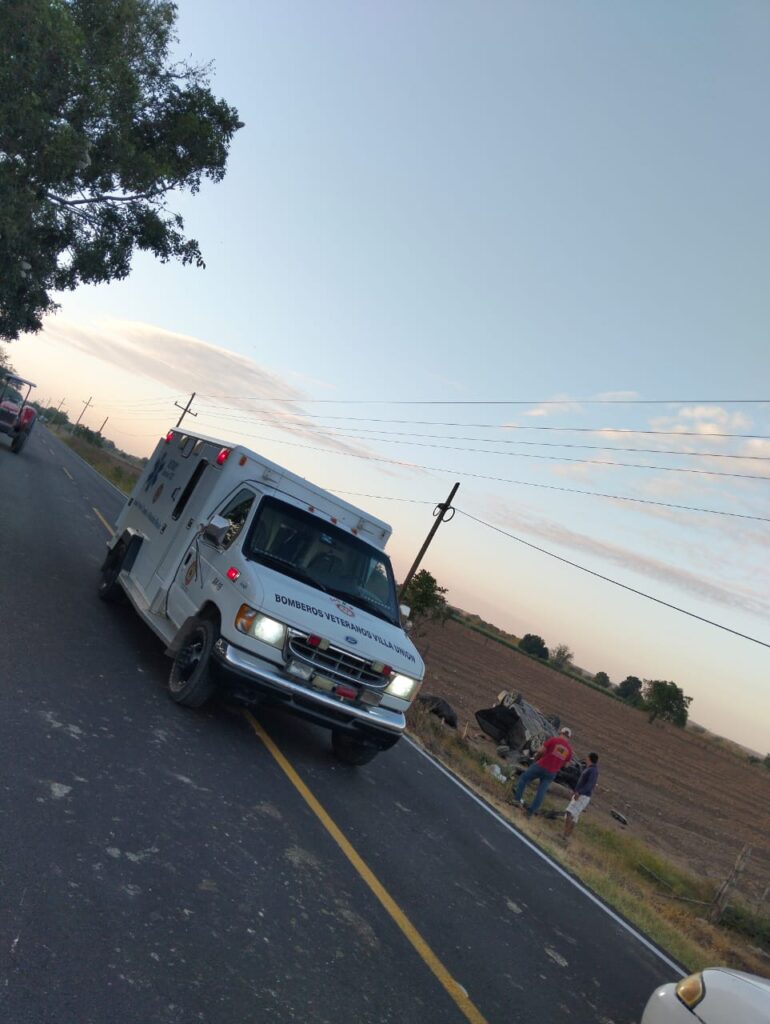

{"left": 166, "top": 487, "right": 259, "bottom": 628}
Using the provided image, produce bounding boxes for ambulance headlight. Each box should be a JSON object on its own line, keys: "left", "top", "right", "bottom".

{"left": 385, "top": 674, "right": 422, "bottom": 701}
{"left": 235, "top": 605, "right": 287, "bottom": 648}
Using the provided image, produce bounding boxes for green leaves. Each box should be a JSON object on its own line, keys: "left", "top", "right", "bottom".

{"left": 0, "top": 0, "right": 242, "bottom": 339}
{"left": 401, "top": 569, "right": 450, "bottom": 623}
{"left": 643, "top": 679, "right": 693, "bottom": 728}
{"left": 519, "top": 633, "right": 549, "bottom": 659}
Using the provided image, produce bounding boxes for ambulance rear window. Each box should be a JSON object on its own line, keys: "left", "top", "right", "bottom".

{"left": 171, "top": 460, "right": 209, "bottom": 521}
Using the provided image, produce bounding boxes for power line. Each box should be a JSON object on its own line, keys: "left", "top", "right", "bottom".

{"left": 191, "top": 406, "right": 770, "bottom": 441}
{"left": 304, "top": 430, "right": 770, "bottom": 481}
{"left": 90, "top": 394, "right": 188, "bottom": 406}
{"left": 200, "top": 427, "right": 770, "bottom": 523}
{"left": 456, "top": 509, "right": 770, "bottom": 650}
{"left": 332, "top": 491, "right": 438, "bottom": 506}
{"left": 297, "top": 426, "right": 770, "bottom": 461}
{"left": 197, "top": 395, "right": 770, "bottom": 406}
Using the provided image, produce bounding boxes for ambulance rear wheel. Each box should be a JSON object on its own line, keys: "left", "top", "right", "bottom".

{"left": 11, "top": 433, "right": 27, "bottom": 454}
{"left": 331, "top": 730, "right": 380, "bottom": 766}
{"left": 168, "top": 617, "right": 217, "bottom": 708}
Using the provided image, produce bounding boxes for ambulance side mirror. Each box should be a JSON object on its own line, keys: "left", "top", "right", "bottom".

{"left": 399, "top": 604, "right": 412, "bottom": 631}
{"left": 203, "top": 515, "right": 230, "bottom": 546}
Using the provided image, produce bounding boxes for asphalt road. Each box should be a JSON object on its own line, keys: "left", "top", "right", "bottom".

{"left": 0, "top": 427, "right": 679, "bottom": 1024}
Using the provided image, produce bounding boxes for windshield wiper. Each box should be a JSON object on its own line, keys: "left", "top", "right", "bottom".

{"left": 327, "top": 587, "right": 397, "bottom": 624}
{"left": 250, "top": 551, "right": 328, "bottom": 592}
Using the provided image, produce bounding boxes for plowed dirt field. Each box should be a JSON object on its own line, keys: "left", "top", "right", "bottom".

{"left": 414, "top": 617, "right": 770, "bottom": 900}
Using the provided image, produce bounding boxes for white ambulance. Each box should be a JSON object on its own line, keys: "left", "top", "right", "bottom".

{"left": 99, "top": 428, "right": 424, "bottom": 764}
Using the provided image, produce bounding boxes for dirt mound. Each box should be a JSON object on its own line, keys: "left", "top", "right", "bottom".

{"left": 415, "top": 617, "right": 770, "bottom": 898}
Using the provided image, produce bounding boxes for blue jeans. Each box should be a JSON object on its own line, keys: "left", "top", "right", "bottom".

{"left": 514, "top": 763, "right": 556, "bottom": 816}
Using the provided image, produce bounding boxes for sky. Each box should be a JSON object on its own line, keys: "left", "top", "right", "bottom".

{"left": 8, "top": 1, "right": 770, "bottom": 750}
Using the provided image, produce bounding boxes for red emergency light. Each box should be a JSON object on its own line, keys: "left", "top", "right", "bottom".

{"left": 216, "top": 447, "right": 231, "bottom": 465}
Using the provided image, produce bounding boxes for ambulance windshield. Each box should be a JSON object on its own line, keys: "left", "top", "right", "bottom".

{"left": 244, "top": 497, "right": 400, "bottom": 625}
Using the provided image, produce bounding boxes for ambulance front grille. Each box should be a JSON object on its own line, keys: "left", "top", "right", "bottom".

{"left": 288, "top": 632, "right": 387, "bottom": 688}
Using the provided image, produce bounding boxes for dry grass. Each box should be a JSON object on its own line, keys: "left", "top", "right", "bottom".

{"left": 407, "top": 703, "right": 770, "bottom": 975}
{"left": 55, "top": 429, "right": 142, "bottom": 494}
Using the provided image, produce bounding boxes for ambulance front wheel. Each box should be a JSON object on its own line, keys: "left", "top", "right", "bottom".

{"left": 331, "top": 730, "right": 381, "bottom": 766}
{"left": 168, "top": 617, "right": 217, "bottom": 708}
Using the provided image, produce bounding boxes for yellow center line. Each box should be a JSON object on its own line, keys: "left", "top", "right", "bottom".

{"left": 62, "top": 466, "right": 74, "bottom": 481}
{"left": 242, "top": 711, "right": 489, "bottom": 1024}
{"left": 92, "top": 507, "right": 113, "bottom": 535}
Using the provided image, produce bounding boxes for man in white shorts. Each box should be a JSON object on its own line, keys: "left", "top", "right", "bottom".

{"left": 563, "top": 752, "right": 599, "bottom": 842}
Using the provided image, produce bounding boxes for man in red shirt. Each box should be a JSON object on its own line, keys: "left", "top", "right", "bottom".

{"left": 512, "top": 726, "right": 574, "bottom": 818}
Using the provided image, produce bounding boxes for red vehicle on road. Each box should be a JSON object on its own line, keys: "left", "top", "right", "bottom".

{"left": 0, "top": 373, "right": 37, "bottom": 454}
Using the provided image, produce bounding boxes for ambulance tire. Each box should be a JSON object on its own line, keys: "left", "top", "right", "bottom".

{"left": 331, "top": 730, "right": 380, "bottom": 766}
{"left": 168, "top": 616, "right": 217, "bottom": 708}
{"left": 11, "top": 432, "right": 27, "bottom": 454}
{"left": 98, "top": 543, "right": 126, "bottom": 603}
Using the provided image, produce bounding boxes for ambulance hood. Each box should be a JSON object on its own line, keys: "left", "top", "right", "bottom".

{"left": 251, "top": 564, "right": 424, "bottom": 679}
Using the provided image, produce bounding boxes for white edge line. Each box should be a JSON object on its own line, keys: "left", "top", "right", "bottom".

{"left": 405, "top": 736, "right": 686, "bottom": 977}
{"left": 45, "top": 427, "right": 127, "bottom": 500}
{"left": 35, "top": 427, "right": 687, "bottom": 978}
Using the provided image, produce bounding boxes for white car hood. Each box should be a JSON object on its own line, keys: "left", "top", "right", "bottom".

{"left": 252, "top": 565, "right": 424, "bottom": 678}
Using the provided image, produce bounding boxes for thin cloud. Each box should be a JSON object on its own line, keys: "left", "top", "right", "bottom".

{"left": 650, "top": 406, "right": 752, "bottom": 435}
{"left": 743, "top": 438, "right": 770, "bottom": 457}
{"left": 522, "top": 395, "right": 583, "bottom": 418}
{"left": 41, "top": 317, "right": 387, "bottom": 462}
{"left": 594, "top": 390, "right": 639, "bottom": 401}
{"left": 549, "top": 462, "right": 598, "bottom": 482}
{"left": 479, "top": 497, "right": 770, "bottom": 618}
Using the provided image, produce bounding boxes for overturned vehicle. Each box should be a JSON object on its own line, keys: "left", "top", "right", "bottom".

{"left": 476, "top": 691, "right": 584, "bottom": 790}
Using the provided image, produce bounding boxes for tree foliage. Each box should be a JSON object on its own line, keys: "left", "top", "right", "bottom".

{"left": 593, "top": 670, "right": 611, "bottom": 688}
{"left": 0, "top": 343, "right": 18, "bottom": 375}
{"left": 617, "top": 675, "right": 643, "bottom": 703}
{"left": 73, "top": 422, "right": 103, "bottom": 446}
{"left": 643, "top": 679, "right": 693, "bottom": 727}
{"left": 550, "top": 643, "right": 574, "bottom": 671}
{"left": 400, "top": 569, "right": 449, "bottom": 623}
{"left": 42, "top": 404, "right": 69, "bottom": 425}
{"left": 0, "top": 0, "right": 242, "bottom": 339}
{"left": 519, "top": 633, "right": 549, "bottom": 660}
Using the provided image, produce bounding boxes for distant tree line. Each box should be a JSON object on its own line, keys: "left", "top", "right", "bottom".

{"left": 516, "top": 630, "right": 693, "bottom": 727}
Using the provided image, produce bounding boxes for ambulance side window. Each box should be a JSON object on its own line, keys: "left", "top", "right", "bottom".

{"left": 171, "top": 460, "right": 209, "bottom": 521}
{"left": 219, "top": 489, "right": 256, "bottom": 549}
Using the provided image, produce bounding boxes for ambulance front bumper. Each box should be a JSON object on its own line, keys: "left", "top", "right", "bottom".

{"left": 212, "top": 639, "right": 405, "bottom": 746}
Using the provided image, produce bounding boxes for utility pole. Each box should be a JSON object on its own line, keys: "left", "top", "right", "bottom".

{"left": 98, "top": 415, "right": 109, "bottom": 436}
{"left": 399, "top": 482, "right": 460, "bottom": 596}
{"left": 51, "top": 398, "right": 67, "bottom": 433}
{"left": 175, "top": 392, "right": 198, "bottom": 428}
{"left": 73, "top": 395, "right": 93, "bottom": 428}
{"left": 709, "top": 844, "right": 752, "bottom": 923}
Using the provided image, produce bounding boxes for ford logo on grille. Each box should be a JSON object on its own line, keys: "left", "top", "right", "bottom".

{"left": 345, "top": 635, "right": 358, "bottom": 645}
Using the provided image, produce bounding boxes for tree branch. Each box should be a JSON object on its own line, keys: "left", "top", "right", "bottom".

{"left": 45, "top": 187, "right": 171, "bottom": 206}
